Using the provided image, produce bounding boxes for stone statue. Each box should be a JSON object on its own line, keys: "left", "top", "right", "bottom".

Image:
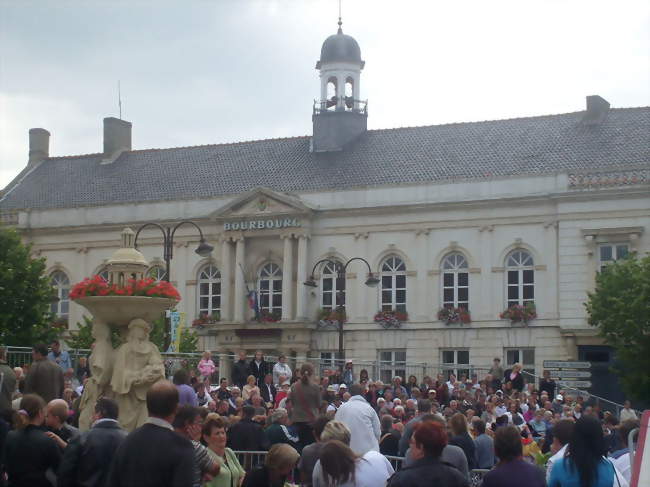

{"left": 78, "top": 319, "right": 114, "bottom": 431}
{"left": 111, "top": 318, "right": 165, "bottom": 431}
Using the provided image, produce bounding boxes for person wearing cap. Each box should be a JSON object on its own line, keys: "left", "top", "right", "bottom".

{"left": 552, "top": 394, "right": 564, "bottom": 415}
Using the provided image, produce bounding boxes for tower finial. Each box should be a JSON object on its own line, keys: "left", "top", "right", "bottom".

{"left": 337, "top": 0, "right": 342, "bottom": 33}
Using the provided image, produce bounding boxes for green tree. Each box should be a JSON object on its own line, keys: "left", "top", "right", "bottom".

{"left": 0, "top": 227, "right": 60, "bottom": 345}
{"left": 585, "top": 254, "right": 650, "bottom": 402}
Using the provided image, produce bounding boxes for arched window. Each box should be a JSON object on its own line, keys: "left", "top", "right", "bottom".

{"left": 50, "top": 271, "right": 70, "bottom": 318}
{"left": 259, "top": 263, "right": 282, "bottom": 313}
{"left": 506, "top": 250, "right": 534, "bottom": 306}
{"left": 326, "top": 77, "right": 338, "bottom": 109}
{"left": 380, "top": 255, "right": 406, "bottom": 312}
{"left": 148, "top": 266, "right": 167, "bottom": 282}
{"left": 441, "top": 253, "right": 469, "bottom": 309}
{"left": 321, "top": 261, "right": 345, "bottom": 310}
{"left": 198, "top": 265, "right": 221, "bottom": 316}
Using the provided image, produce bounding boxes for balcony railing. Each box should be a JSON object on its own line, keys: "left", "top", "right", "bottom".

{"left": 313, "top": 97, "right": 368, "bottom": 115}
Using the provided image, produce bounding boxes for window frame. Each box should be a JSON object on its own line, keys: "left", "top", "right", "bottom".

{"left": 50, "top": 271, "right": 70, "bottom": 319}
{"left": 378, "top": 349, "right": 406, "bottom": 385}
{"left": 440, "top": 349, "right": 470, "bottom": 380}
{"left": 505, "top": 250, "right": 535, "bottom": 307}
{"left": 380, "top": 255, "right": 407, "bottom": 313}
{"left": 598, "top": 243, "right": 629, "bottom": 272}
{"left": 197, "top": 264, "right": 221, "bottom": 317}
{"left": 504, "top": 347, "right": 535, "bottom": 377}
{"left": 258, "top": 263, "right": 283, "bottom": 313}
{"left": 320, "top": 351, "right": 343, "bottom": 376}
{"left": 147, "top": 265, "right": 168, "bottom": 282}
{"left": 441, "top": 253, "right": 469, "bottom": 310}
{"left": 320, "top": 261, "right": 346, "bottom": 311}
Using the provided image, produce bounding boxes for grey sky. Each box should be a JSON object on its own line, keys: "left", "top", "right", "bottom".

{"left": 1, "top": 0, "right": 649, "bottom": 189}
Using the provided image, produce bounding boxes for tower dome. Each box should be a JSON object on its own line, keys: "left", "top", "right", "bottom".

{"left": 317, "top": 30, "right": 363, "bottom": 68}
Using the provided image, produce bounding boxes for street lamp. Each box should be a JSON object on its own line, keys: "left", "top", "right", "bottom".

{"left": 134, "top": 220, "right": 213, "bottom": 349}
{"left": 303, "top": 257, "right": 380, "bottom": 364}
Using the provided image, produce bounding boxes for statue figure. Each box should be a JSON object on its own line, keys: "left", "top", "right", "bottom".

{"left": 78, "top": 319, "right": 114, "bottom": 431}
{"left": 111, "top": 318, "right": 165, "bottom": 431}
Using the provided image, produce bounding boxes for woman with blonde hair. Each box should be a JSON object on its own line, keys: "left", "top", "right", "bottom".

{"left": 202, "top": 416, "right": 246, "bottom": 487}
{"left": 242, "top": 375, "right": 260, "bottom": 401}
{"left": 242, "top": 443, "right": 300, "bottom": 487}
{"left": 503, "top": 363, "right": 524, "bottom": 392}
{"left": 4, "top": 394, "right": 62, "bottom": 487}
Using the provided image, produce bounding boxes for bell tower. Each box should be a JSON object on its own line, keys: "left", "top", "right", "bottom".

{"left": 312, "top": 16, "right": 367, "bottom": 152}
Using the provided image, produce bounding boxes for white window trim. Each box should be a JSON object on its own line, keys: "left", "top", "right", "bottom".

{"left": 597, "top": 243, "right": 630, "bottom": 271}
{"left": 380, "top": 256, "right": 407, "bottom": 312}
{"left": 440, "top": 349, "right": 471, "bottom": 379}
{"left": 378, "top": 349, "right": 407, "bottom": 384}
{"left": 505, "top": 250, "right": 535, "bottom": 307}
{"left": 258, "top": 263, "right": 283, "bottom": 313}
{"left": 504, "top": 347, "right": 536, "bottom": 376}
{"left": 197, "top": 265, "right": 221, "bottom": 316}
{"left": 441, "top": 253, "right": 469, "bottom": 310}
{"left": 50, "top": 271, "right": 70, "bottom": 319}
{"left": 320, "top": 261, "right": 346, "bottom": 311}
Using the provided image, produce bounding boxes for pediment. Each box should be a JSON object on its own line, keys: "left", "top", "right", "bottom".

{"left": 211, "top": 187, "right": 313, "bottom": 221}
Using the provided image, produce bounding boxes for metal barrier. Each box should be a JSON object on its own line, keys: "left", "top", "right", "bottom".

{"left": 384, "top": 455, "right": 404, "bottom": 472}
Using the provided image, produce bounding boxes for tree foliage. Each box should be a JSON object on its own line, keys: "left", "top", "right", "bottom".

{"left": 0, "top": 227, "right": 60, "bottom": 345}
{"left": 586, "top": 254, "right": 650, "bottom": 402}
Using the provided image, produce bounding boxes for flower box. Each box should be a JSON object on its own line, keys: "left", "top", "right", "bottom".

{"left": 500, "top": 303, "right": 537, "bottom": 324}
{"left": 260, "top": 310, "right": 282, "bottom": 323}
{"left": 192, "top": 312, "right": 221, "bottom": 328}
{"left": 374, "top": 310, "right": 408, "bottom": 329}
{"left": 437, "top": 307, "right": 471, "bottom": 325}
{"left": 70, "top": 275, "right": 181, "bottom": 301}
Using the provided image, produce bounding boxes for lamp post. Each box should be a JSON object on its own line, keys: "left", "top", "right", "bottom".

{"left": 134, "top": 220, "right": 214, "bottom": 349}
{"left": 304, "top": 257, "right": 379, "bottom": 366}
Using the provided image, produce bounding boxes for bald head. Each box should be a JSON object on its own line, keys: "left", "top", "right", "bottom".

{"left": 46, "top": 399, "right": 69, "bottom": 428}
{"left": 147, "top": 380, "right": 179, "bottom": 419}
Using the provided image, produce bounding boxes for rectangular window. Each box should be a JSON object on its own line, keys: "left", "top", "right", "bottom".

{"left": 320, "top": 352, "right": 343, "bottom": 375}
{"left": 505, "top": 348, "right": 535, "bottom": 377}
{"left": 440, "top": 349, "right": 470, "bottom": 380}
{"left": 378, "top": 350, "right": 406, "bottom": 384}
{"left": 598, "top": 244, "right": 629, "bottom": 272}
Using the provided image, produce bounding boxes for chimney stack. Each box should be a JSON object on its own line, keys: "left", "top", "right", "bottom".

{"left": 582, "top": 95, "right": 610, "bottom": 125}
{"left": 103, "top": 117, "right": 132, "bottom": 157}
{"left": 28, "top": 128, "right": 50, "bottom": 165}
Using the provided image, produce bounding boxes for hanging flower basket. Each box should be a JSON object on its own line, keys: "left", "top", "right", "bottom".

{"left": 437, "top": 307, "right": 471, "bottom": 325}
{"left": 70, "top": 275, "right": 181, "bottom": 300}
{"left": 317, "top": 307, "right": 346, "bottom": 328}
{"left": 374, "top": 310, "right": 408, "bottom": 329}
{"left": 500, "top": 303, "right": 536, "bottom": 324}
{"left": 192, "top": 312, "right": 220, "bottom": 328}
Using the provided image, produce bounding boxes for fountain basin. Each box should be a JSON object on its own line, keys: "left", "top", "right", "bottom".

{"left": 74, "top": 296, "right": 177, "bottom": 327}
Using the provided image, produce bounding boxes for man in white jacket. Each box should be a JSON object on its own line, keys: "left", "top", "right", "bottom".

{"left": 334, "top": 384, "right": 380, "bottom": 455}
{"left": 272, "top": 355, "right": 292, "bottom": 386}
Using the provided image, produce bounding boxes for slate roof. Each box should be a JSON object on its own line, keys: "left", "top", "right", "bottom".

{"left": 1, "top": 107, "right": 649, "bottom": 211}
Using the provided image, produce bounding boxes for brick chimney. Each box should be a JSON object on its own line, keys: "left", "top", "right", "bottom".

{"left": 28, "top": 128, "right": 50, "bottom": 165}
{"left": 582, "top": 95, "right": 610, "bottom": 125}
{"left": 103, "top": 117, "right": 132, "bottom": 158}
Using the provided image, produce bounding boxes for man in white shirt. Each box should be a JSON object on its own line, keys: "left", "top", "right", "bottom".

{"left": 619, "top": 401, "right": 637, "bottom": 422}
{"left": 334, "top": 384, "right": 380, "bottom": 455}
{"left": 272, "top": 355, "right": 292, "bottom": 386}
{"left": 546, "top": 419, "right": 574, "bottom": 483}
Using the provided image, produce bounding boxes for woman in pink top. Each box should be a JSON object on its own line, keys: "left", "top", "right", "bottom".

{"left": 198, "top": 351, "right": 216, "bottom": 381}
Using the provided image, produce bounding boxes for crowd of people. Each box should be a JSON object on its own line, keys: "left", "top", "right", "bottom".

{"left": 0, "top": 345, "right": 641, "bottom": 487}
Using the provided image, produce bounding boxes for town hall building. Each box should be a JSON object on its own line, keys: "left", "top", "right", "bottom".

{"left": 1, "top": 21, "right": 649, "bottom": 402}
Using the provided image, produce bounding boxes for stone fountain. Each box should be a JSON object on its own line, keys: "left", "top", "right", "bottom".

{"left": 75, "top": 228, "right": 178, "bottom": 431}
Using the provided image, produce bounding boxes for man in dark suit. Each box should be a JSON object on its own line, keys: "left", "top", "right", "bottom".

{"left": 107, "top": 380, "right": 195, "bottom": 487}
{"left": 248, "top": 350, "right": 269, "bottom": 387}
{"left": 232, "top": 351, "right": 249, "bottom": 389}
{"left": 58, "top": 397, "right": 127, "bottom": 487}
{"left": 260, "top": 373, "right": 277, "bottom": 407}
{"left": 24, "top": 344, "right": 64, "bottom": 402}
{"left": 227, "top": 405, "right": 269, "bottom": 451}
